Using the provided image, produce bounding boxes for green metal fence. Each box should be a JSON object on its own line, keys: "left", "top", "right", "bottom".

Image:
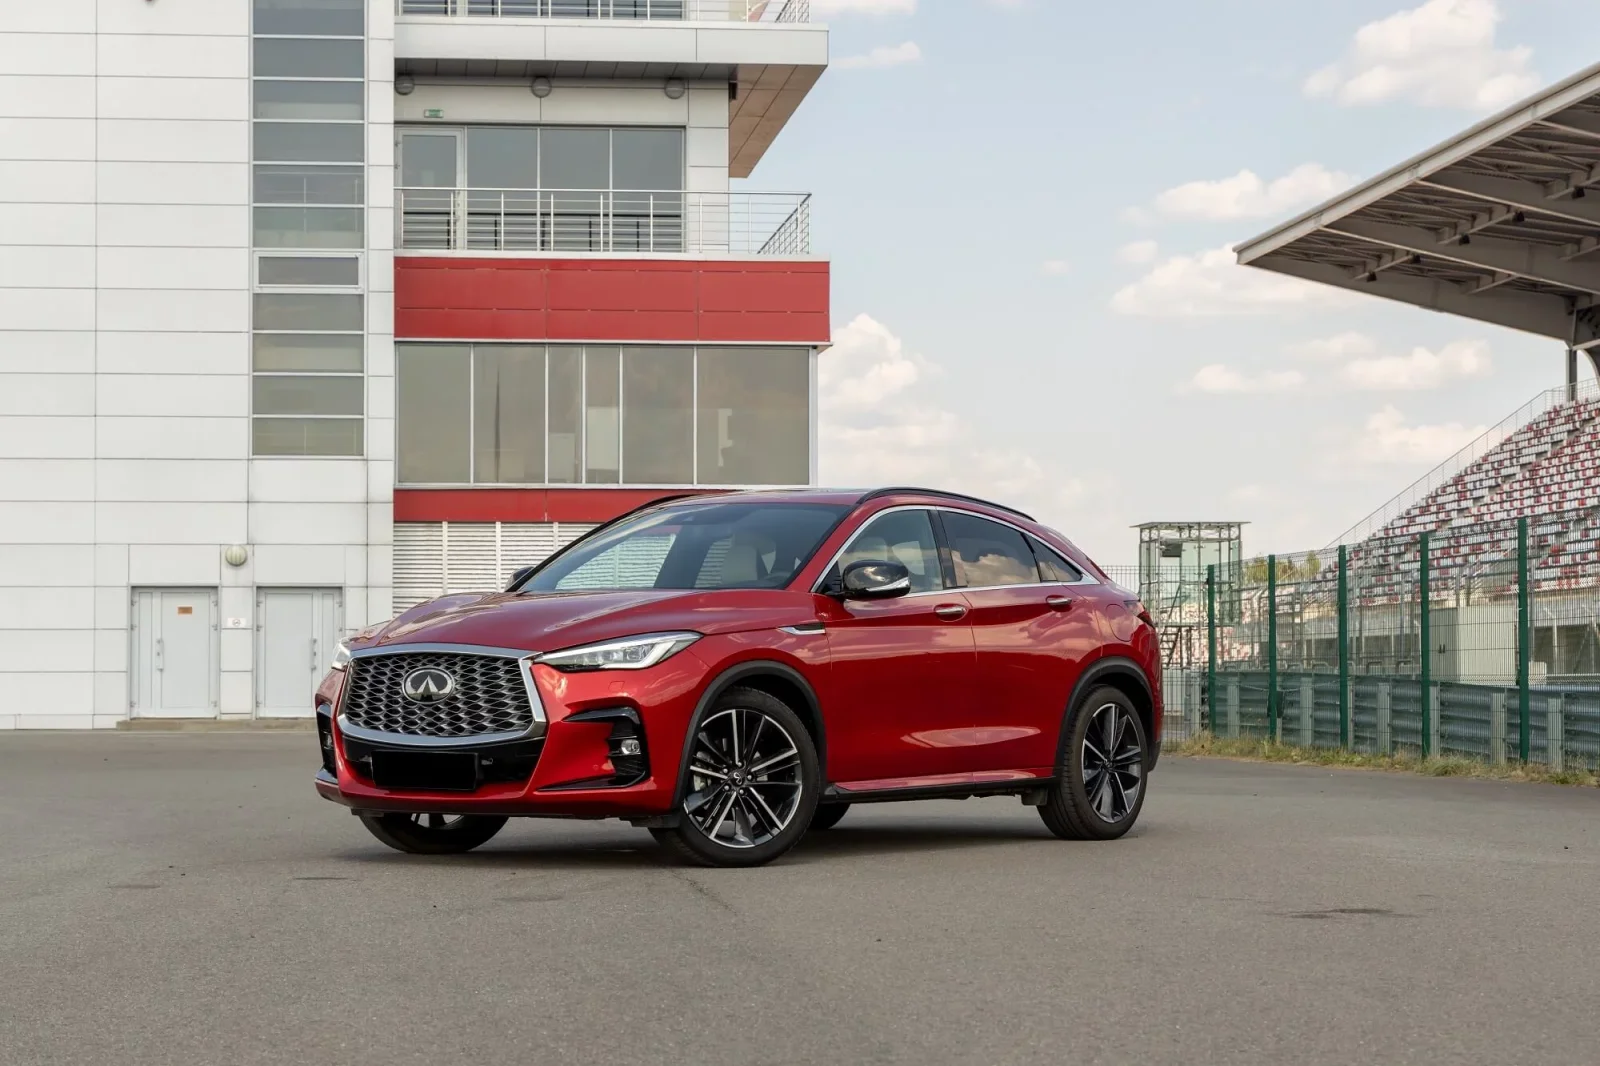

{"left": 1195, "top": 519, "right": 1600, "bottom": 770}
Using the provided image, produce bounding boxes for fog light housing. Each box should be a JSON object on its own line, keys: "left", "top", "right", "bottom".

{"left": 315, "top": 705, "right": 338, "bottom": 777}
{"left": 567, "top": 707, "right": 649, "bottom": 787}
{"left": 618, "top": 738, "right": 643, "bottom": 757}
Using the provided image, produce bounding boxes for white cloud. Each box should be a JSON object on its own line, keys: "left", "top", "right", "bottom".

{"left": 835, "top": 41, "right": 922, "bottom": 69}
{"left": 1111, "top": 245, "right": 1351, "bottom": 318}
{"left": 1152, "top": 163, "right": 1356, "bottom": 221}
{"left": 1188, "top": 364, "right": 1306, "bottom": 394}
{"left": 1342, "top": 339, "right": 1492, "bottom": 390}
{"left": 820, "top": 314, "right": 1083, "bottom": 518}
{"left": 1117, "top": 240, "right": 1159, "bottom": 265}
{"left": 1289, "top": 331, "right": 1378, "bottom": 360}
{"left": 1349, "top": 405, "right": 1490, "bottom": 464}
{"left": 1304, "top": 0, "right": 1539, "bottom": 111}
{"left": 811, "top": 0, "right": 915, "bottom": 14}
{"left": 1041, "top": 259, "right": 1071, "bottom": 276}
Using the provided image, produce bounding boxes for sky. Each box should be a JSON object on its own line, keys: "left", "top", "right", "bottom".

{"left": 742, "top": 0, "right": 1600, "bottom": 566}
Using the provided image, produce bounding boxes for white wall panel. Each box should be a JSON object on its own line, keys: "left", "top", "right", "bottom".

{"left": 98, "top": 34, "right": 248, "bottom": 80}
{"left": 98, "top": 331, "right": 249, "bottom": 376}
{"left": 0, "top": 289, "right": 94, "bottom": 331}
{"left": 95, "top": 543, "right": 129, "bottom": 586}
{"left": 98, "top": 247, "right": 251, "bottom": 290}
{"left": 98, "top": 162, "right": 248, "bottom": 206}
{"left": 0, "top": 3, "right": 95, "bottom": 34}
{"left": 249, "top": 460, "right": 366, "bottom": 503}
{"left": 0, "top": 246, "right": 96, "bottom": 288}
{"left": 94, "top": 629, "right": 127, "bottom": 672}
{"left": 367, "top": 376, "right": 396, "bottom": 423}
{"left": 366, "top": 460, "right": 395, "bottom": 503}
{"left": 0, "top": 545, "right": 95, "bottom": 586}
{"left": 687, "top": 125, "right": 728, "bottom": 169}
{"left": 0, "top": 631, "right": 95, "bottom": 672}
{"left": 96, "top": 460, "right": 247, "bottom": 502}
{"left": 0, "top": 374, "right": 95, "bottom": 417}
{"left": 0, "top": 34, "right": 95, "bottom": 77}
{"left": 98, "top": 78, "right": 250, "bottom": 123}
{"left": 251, "top": 502, "right": 369, "bottom": 545}
{"left": 0, "top": 587, "right": 95, "bottom": 630}
{"left": 97, "top": 417, "right": 247, "bottom": 460}
{"left": 687, "top": 165, "right": 728, "bottom": 193}
{"left": 98, "top": 119, "right": 249, "bottom": 164}
{"left": 367, "top": 417, "right": 394, "bottom": 461}
{"left": 127, "top": 545, "right": 221, "bottom": 585}
{"left": 543, "top": 25, "right": 696, "bottom": 63}
{"left": 0, "top": 118, "right": 96, "bottom": 161}
{"left": 251, "top": 544, "right": 348, "bottom": 585}
{"left": 0, "top": 204, "right": 95, "bottom": 245}
{"left": 95, "top": 586, "right": 129, "bottom": 630}
{"left": 98, "top": 290, "right": 248, "bottom": 333}
{"left": 0, "top": 332, "right": 95, "bottom": 375}
{"left": 0, "top": 417, "right": 95, "bottom": 460}
{"left": 0, "top": 161, "right": 95, "bottom": 204}
{"left": 0, "top": 459, "right": 94, "bottom": 501}
{"left": 3, "top": 680, "right": 96, "bottom": 719}
{"left": 0, "top": 503, "right": 94, "bottom": 543}
{"left": 97, "top": 0, "right": 249, "bottom": 37}
{"left": 687, "top": 85, "right": 727, "bottom": 128}
{"left": 95, "top": 677, "right": 128, "bottom": 721}
{"left": 98, "top": 204, "right": 247, "bottom": 247}
{"left": 97, "top": 375, "right": 247, "bottom": 419}
{"left": 0, "top": 76, "right": 96, "bottom": 120}
{"left": 98, "top": 502, "right": 246, "bottom": 544}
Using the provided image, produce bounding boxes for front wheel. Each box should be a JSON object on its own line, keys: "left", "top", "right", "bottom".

{"left": 808, "top": 803, "right": 850, "bottom": 831}
{"left": 358, "top": 812, "right": 508, "bottom": 855}
{"left": 1039, "top": 686, "right": 1148, "bottom": 841}
{"left": 652, "top": 687, "right": 820, "bottom": 867}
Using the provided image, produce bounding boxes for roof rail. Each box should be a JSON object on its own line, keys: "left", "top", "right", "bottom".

{"left": 857, "top": 487, "right": 1035, "bottom": 522}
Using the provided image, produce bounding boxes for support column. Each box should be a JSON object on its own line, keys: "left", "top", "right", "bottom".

{"left": 1569, "top": 348, "right": 1579, "bottom": 401}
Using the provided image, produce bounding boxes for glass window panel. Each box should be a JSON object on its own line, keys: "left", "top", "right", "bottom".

{"left": 585, "top": 346, "right": 620, "bottom": 485}
{"left": 254, "top": 122, "right": 364, "bottom": 163}
{"left": 695, "top": 348, "right": 810, "bottom": 486}
{"left": 254, "top": 80, "right": 364, "bottom": 121}
{"left": 397, "top": 345, "right": 471, "bottom": 483}
{"left": 253, "top": 417, "right": 363, "bottom": 457}
{"left": 555, "top": 534, "right": 676, "bottom": 592}
{"left": 836, "top": 510, "right": 943, "bottom": 594}
{"left": 1028, "top": 536, "right": 1084, "bottom": 583}
{"left": 473, "top": 346, "right": 546, "bottom": 484}
{"left": 612, "top": 129, "right": 683, "bottom": 191}
{"left": 622, "top": 347, "right": 692, "bottom": 484}
{"left": 254, "top": 292, "right": 363, "bottom": 331}
{"left": 466, "top": 128, "right": 538, "bottom": 190}
{"left": 540, "top": 128, "right": 609, "bottom": 190}
{"left": 547, "top": 346, "right": 582, "bottom": 485}
{"left": 400, "top": 132, "right": 460, "bottom": 188}
{"left": 942, "top": 513, "right": 1040, "bottom": 589}
{"left": 253, "top": 0, "right": 365, "bottom": 36}
{"left": 253, "top": 333, "right": 364, "bottom": 373}
{"left": 253, "top": 206, "right": 364, "bottom": 248}
{"left": 253, "top": 375, "right": 364, "bottom": 416}
{"left": 258, "top": 255, "right": 360, "bottom": 287}
{"left": 254, "top": 164, "right": 364, "bottom": 205}
{"left": 253, "top": 38, "right": 364, "bottom": 79}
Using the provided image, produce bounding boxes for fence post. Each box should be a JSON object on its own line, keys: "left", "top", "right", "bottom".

{"left": 1338, "top": 544, "right": 1350, "bottom": 749}
{"left": 1206, "top": 564, "right": 1218, "bottom": 736}
{"left": 1517, "top": 516, "right": 1531, "bottom": 763}
{"left": 1420, "top": 532, "right": 1432, "bottom": 758}
{"left": 1267, "top": 554, "right": 1278, "bottom": 744}
{"left": 1548, "top": 694, "right": 1564, "bottom": 772}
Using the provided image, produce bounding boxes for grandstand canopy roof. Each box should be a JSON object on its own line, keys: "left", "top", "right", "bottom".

{"left": 1237, "top": 61, "right": 1600, "bottom": 350}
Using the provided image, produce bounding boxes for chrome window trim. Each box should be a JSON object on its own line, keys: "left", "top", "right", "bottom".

{"left": 808, "top": 504, "right": 1100, "bottom": 595}
{"left": 336, "top": 642, "right": 548, "bottom": 748}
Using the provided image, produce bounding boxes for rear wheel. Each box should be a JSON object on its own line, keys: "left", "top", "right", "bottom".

{"left": 808, "top": 803, "right": 850, "bottom": 831}
{"left": 358, "top": 812, "right": 508, "bottom": 855}
{"left": 652, "top": 687, "right": 819, "bottom": 867}
{"left": 1039, "top": 686, "right": 1147, "bottom": 841}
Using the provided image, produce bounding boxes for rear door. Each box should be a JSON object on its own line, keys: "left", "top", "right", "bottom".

{"left": 937, "top": 510, "right": 1101, "bottom": 773}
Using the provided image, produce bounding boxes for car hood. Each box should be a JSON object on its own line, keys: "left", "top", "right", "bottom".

{"left": 351, "top": 588, "right": 817, "bottom": 655}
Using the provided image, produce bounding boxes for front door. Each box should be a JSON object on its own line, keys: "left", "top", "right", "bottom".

{"left": 811, "top": 508, "right": 979, "bottom": 784}
{"left": 256, "top": 588, "right": 343, "bottom": 718}
{"left": 398, "top": 129, "right": 462, "bottom": 249}
{"left": 130, "top": 589, "right": 219, "bottom": 719}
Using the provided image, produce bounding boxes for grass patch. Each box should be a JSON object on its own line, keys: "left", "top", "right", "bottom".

{"left": 1167, "top": 733, "right": 1600, "bottom": 788}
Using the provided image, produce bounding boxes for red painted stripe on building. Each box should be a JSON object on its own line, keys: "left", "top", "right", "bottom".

{"left": 394, "top": 257, "right": 830, "bottom": 344}
{"left": 394, "top": 489, "right": 716, "bottom": 524}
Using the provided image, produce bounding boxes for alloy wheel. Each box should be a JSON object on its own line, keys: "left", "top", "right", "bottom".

{"left": 684, "top": 707, "right": 805, "bottom": 849}
{"left": 1080, "top": 701, "right": 1144, "bottom": 823}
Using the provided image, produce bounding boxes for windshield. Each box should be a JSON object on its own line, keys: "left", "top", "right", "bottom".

{"left": 522, "top": 502, "right": 851, "bottom": 594}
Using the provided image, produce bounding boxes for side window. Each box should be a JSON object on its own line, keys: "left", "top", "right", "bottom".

{"left": 1028, "top": 536, "right": 1084, "bottom": 583}
{"left": 942, "top": 512, "right": 1039, "bottom": 588}
{"left": 835, "top": 509, "right": 943, "bottom": 594}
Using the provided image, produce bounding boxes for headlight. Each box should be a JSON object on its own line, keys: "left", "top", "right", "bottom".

{"left": 330, "top": 643, "right": 352, "bottom": 671}
{"left": 539, "top": 632, "right": 700, "bottom": 673}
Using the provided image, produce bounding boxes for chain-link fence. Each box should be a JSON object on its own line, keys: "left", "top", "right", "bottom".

{"left": 1191, "top": 517, "right": 1600, "bottom": 770}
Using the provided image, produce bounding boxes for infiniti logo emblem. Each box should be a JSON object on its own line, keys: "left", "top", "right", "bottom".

{"left": 401, "top": 667, "right": 455, "bottom": 704}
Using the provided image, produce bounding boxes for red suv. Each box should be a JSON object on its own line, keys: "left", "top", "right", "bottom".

{"left": 314, "top": 488, "right": 1161, "bottom": 867}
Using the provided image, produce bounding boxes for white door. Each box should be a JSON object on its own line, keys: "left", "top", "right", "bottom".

{"left": 130, "top": 589, "right": 219, "bottom": 719}
{"left": 256, "top": 588, "right": 344, "bottom": 718}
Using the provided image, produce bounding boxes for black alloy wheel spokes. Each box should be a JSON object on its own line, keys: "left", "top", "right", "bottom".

{"left": 684, "top": 707, "right": 803, "bottom": 849}
{"left": 1080, "top": 702, "right": 1143, "bottom": 824}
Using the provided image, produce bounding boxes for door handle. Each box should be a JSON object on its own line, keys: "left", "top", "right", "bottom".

{"left": 311, "top": 638, "right": 319, "bottom": 673}
{"left": 934, "top": 604, "right": 968, "bottom": 621}
{"left": 1046, "top": 596, "right": 1076, "bottom": 612}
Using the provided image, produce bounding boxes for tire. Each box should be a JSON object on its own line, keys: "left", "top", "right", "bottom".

{"left": 808, "top": 803, "right": 850, "bottom": 831}
{"left": 652, "top": 686, "right": 820, "bottom": 868}
{"left": 358, "top": 812, "right": 509, "bottom": 855}
{"left": 1039, "top": 685, "right": 1148, "bottom": 841}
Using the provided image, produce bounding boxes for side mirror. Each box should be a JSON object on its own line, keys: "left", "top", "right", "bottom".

{"left": 507, "top": 565, "right": 536, "bottom": 591}
{"left": 840, "top": 560, "right": 912, "bottom": 600}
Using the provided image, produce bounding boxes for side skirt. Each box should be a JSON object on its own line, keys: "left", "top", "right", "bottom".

{"left": 823, "top": 779, "right": 1057, "bottom": 806}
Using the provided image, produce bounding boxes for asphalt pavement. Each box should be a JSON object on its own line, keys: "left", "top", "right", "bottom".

{"left": 1, "top": 732, "right": 1596, "bottom": 1066}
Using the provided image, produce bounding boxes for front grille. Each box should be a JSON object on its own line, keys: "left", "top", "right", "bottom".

{"left": 340, "top": 651, "right": 537, "bottom": 739}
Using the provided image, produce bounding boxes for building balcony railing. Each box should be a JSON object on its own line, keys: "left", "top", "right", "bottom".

{"left": 397, "top": 188, "right": 813, "bottom": 256}
{"left": 396, "top": 0, "right": 810, "bottom": 23}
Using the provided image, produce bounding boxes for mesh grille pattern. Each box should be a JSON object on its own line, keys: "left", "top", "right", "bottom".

{"left": 341, "top": 652, "right": 535, "bottom": 739}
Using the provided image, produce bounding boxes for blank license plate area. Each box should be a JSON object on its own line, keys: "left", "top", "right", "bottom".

{"left": 370, "top": 750, "right": 479, "bottom": 792}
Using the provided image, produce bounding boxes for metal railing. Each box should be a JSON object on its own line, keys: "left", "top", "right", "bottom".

{"left": 397, "top": 188, "right": 813, "bottom": 256}
{"left": 397, "top": 0, "right": 810, "bottom": 22}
